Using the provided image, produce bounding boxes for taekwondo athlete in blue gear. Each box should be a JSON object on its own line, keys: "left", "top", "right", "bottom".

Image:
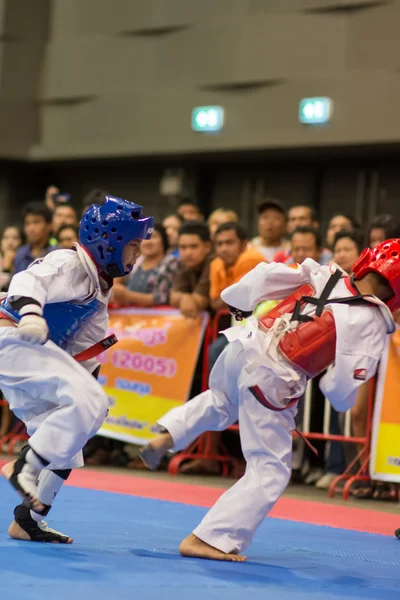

{"left": 0, "top": 195, "right": 153, "bottom": 544}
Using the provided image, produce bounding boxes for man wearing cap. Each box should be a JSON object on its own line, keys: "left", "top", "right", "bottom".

{"left": 249, "top": 199, "right": 290, "bottom": 262}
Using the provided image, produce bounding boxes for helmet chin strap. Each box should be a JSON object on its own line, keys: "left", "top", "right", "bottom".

{"left": 100, "top": 270, "right": 114, "bottom": 291}
{"left": 104, "top": 263, "right": 124, "bottom": 279}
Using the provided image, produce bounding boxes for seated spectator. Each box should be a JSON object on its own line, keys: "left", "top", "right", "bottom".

{"left": 286, "top": 227, "right": 331, "bottom": 483}
{"left": 170, "top": 221, "right": 212, "bottom": 318}
{"left": 275, "top": 205, "right": 322, "bottom": 262}
{"left": 367, "top": 214, "right": 400, "bottom": 249}
{"left": 124, "top": 222, "right": 211, "bottom": 472}
{"left": 0, "top": 225, "right": 24, "bottom": 291}
{"left": 285, "top": 226, "right": 332, "bottom": 483}
{"left": 50, "top": 203, "right": 79, "bottom": 246}
{"left": 177, "top": 198, "right": 204, "bottom": 222}
{"left": 286, "top": 226, "right": 332, "bottom": 266}
{"left": 351, "top": 307, "right": 399, "bottom": 499}
{"left": 332, "top": 230, "right": 363, "bottom": 274}
{"left": 14, "top": 202, "right": 54, "bottom": 273}
{"left": 326, "top": 214, "right": 358, "bottom": 249}
{"left": 249, "top": 199, "right": 290, "bottom": 261}
{"left": 207, "top": 209, "right": 239, "bottom": 241}
{"left": 162, "top": 213, "right": 183, "bottom": 257}
{"left": 287, "top": 205, "right": 318, "bottom": 235}
{"left": 180, "top": 223, "right": 266, "bottom": 476}
{"left": 314, "top": 230, "right": 364, "bottom": 490}
{"left": 0, "top": 226, "right": 25, "bottom": 442}
{"left": 333, "top": 226, "right": 399, "bottom": 501}
{"left": 57, "top": 224, "right": 79, "bottom": 249}
{"left": 112, "top": 224, "right": 179, "bottom": 307}
{"left": 52, "top": 203, "right": 78, "bottom": 233}
{"left": 210, "top": 222, "right": 266, "bottom": 313}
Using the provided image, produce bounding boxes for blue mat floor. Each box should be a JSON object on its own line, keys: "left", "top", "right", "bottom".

{"left": 0, "top": 478, "right": 399, "bottom": 600}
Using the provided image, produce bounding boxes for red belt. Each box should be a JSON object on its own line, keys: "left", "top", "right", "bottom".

{"left": 249, "top": 385, "right": 318, "bottom": 456}
{"left": 0, "top": 313, "right": 16, "bottom": 324}
{"left": 0, "top": 313, "right": 117, "bottom": 362}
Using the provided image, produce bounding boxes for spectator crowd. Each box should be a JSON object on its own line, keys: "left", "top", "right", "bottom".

{"left": 1, "top": 185, "right": 399, "bottom": 500}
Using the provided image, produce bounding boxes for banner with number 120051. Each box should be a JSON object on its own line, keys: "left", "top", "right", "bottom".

{"left": 97, "top": 308, "right": 209, "bottom": 445}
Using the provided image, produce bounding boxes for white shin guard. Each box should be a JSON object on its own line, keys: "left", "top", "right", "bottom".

{"left": 30, "top": 469, "right": 70, "bottom": 522}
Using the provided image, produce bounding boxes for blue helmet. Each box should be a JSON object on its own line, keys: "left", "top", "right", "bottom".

{"left": 79, "top": 195, "right": 154, "bottom": 278}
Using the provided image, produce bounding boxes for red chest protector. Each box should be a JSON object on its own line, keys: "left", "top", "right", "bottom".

{"left": 258, "top": 282, "right": 336, "bottom": 379}
{"left": 249, "top": 269, "right": 373, "bottom": 454}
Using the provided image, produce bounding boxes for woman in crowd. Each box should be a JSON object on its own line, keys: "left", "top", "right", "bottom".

{"left": 207, "top": 208, "right": 239, "bottom": 241}
{"left": 162, "top": 214, "right": 183, "bottom": 257}
{"left": 0, "top": 225, "right": 24, "bottom": 291}
{"left": 111, "top": 223, "right": 179, "bottom": 308}
{"left": 349, "top": 217, "right": 399, "bottom": 500}
{"left": 366, "top": 214, "right": 400, "bottom": 249}
{"left": 332, "top": 230, "right": 362, "bottom": 274}
{"left": 0, "top": 225, "right": 24, "bottom": 444}
{"left": 328, "top": 229, "right": 397, "bottom": 500}
{"left": 325, "top": 214, "right": 359, "bottom": 249}
{"left": 313, "top": 230, "right": 364, "bottom": 490}
{"left": 86, "top": 223, "right": 178, "bottom": 467}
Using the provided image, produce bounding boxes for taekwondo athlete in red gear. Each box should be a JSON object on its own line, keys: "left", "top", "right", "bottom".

{"left": 0, "top": 195, "right": 153, "bottom": 544}
{"left": 140, "top": 239, "right": 400, "bottom": 562}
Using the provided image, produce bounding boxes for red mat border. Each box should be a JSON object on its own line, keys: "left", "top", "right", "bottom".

{"left": 1, "top": 460, "right": 396, "bottom": 536}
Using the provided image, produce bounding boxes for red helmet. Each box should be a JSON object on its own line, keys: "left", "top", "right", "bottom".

{"left": 352, "top": 238, "right": 400, "bottom": 311}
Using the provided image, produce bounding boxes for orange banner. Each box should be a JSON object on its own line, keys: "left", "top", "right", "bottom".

{"left": 98, "top": 308, "right": 209, "bottom": 444}
{"left": 370, "top": 326, "right": 400, "bottom": 482}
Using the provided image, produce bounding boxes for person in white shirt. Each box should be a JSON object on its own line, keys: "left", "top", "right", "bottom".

{"left": 141, "top": 239, "right": 400, "bottom": 561}
{"left": 249, "top": 199, "right": 290, "bottom": 262}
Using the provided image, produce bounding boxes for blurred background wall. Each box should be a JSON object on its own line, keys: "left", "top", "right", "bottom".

{"left": 0, "top": 0, "right": 399, "bottom": 228}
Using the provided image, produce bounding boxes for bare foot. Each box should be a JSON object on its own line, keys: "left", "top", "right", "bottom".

{"left": 179, "top": 533, "right": 247, "bottom": 562}
{"left": 8, "top": 520, "right": 31, "bottom": 541}
{"left": 1, "top": 460, "right": 16, "bottom": 479}
{"left": 180, "top": 459, "right": 221, "bottom": 476}
{"left": 8, "top": 520, "right": 73, "bottom": 544}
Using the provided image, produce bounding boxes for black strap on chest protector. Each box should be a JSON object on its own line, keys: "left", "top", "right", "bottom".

{"left": 291, "top": 270, "right": 372, "bottom": 323}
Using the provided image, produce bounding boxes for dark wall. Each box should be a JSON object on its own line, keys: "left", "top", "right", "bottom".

{"left": 2, "top": 1, "right": 400, "bottom": 161}
{"left": 0, "top": 0, "right": 50, "bottom": 159}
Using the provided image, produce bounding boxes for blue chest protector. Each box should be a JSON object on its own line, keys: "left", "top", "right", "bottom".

{"left": 0, "top": 297, "right": 102, "bottom": 350}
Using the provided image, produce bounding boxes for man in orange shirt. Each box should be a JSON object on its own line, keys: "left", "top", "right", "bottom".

{"left": 210, "top": 222, "right": 267, "bottom": 312}
{"left": 209, "top": 221, "right": 266, "bottom": 377}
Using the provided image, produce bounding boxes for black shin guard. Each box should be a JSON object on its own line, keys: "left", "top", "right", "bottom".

{"left": 51, "top": 469, "right": 72, "bottom": 481}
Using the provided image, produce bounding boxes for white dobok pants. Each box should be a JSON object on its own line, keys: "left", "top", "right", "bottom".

{"left": 159, "top": 336, "right": 299, "bottom": 554}
{"left": 0, "top": 328, "right": 110, "bottom": 470}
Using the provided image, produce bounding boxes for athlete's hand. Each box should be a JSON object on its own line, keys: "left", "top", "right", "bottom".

{"left": 18, "top": 314, "right": 48, "bottom": 345}
{"left": 111, "top": 285, "right": 132, "bottom": 306}
{"left": 180, "top": 294, "right": 200, "bottom": 319}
